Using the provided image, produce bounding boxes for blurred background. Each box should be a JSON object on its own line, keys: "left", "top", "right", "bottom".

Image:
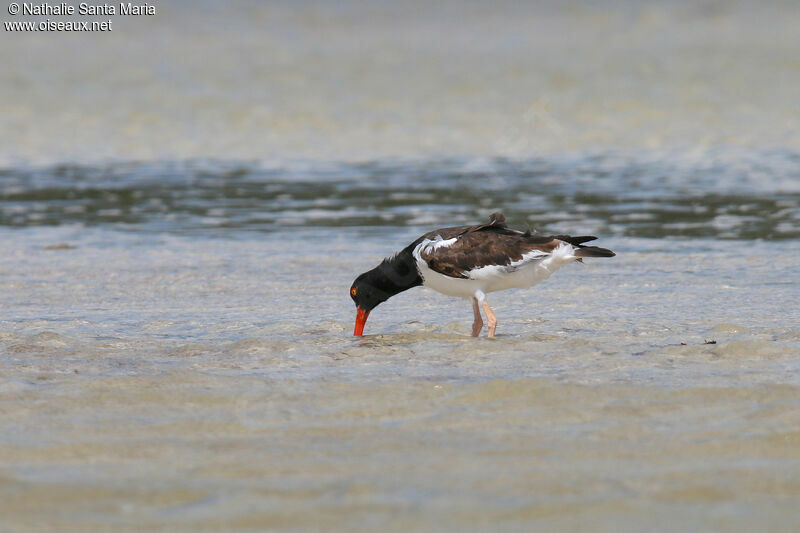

{"left": 3, "top": 0, "right": 800, "bottom": 164}
{"left": 2, "top": 2, "right": 800, "bottom": 531}
{"left": 1, "top": 0, "right": 799, "bottom": 238}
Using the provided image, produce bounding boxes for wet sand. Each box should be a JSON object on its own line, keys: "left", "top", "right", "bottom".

{"left": 1, "top": 229, "right": 799, "bottom": 531}
{"left": 3, "top": 0, "right": 800, "bottom": 529}
{"left": 2, "top": 375, "right": 800, "bottom": 532}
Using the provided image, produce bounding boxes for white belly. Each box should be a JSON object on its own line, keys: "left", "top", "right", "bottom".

{"left": 413, "top": 242, "right": 578, "bottom": 299}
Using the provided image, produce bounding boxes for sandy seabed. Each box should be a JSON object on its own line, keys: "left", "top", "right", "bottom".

{"left": 1, "top": 227, "right": 799, "bottom": 531}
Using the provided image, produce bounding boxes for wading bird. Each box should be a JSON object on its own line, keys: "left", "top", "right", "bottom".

{"left": 350, "top": 213, "right": 615, "bottom": 338}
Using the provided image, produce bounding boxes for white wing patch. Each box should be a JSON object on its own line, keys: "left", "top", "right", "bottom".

{"left": 466, "top": 248, "right": 549, "bottom": 279}
{"left": 412, "top": 237, "right": 578, "bottom": 298}
{"left": 420, "top": 235, "right": 458, "bottom": 254}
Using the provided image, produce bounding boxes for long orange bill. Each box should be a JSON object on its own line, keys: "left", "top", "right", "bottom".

{"left": 354, "top": 307, "right": 370, "bottom": 336}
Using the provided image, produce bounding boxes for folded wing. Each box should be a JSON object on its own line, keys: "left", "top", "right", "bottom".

{"left": 417, "top": 212, "right": 614, "bottom": 279}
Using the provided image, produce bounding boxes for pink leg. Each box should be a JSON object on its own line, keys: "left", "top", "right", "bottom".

{"left": 481, "top": 299, "right": 498, "bottom": 338}
{"left": 471, "top": 297, "right": 483, "bottom": 337}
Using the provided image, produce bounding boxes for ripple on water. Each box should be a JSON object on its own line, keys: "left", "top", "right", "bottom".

{"left": 1, "top": 153, "right": 799, "bottom": 240}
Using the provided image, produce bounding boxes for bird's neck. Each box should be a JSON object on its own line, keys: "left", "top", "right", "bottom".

{"left": 367, "top": 244, "right": 423, "bottom": 300}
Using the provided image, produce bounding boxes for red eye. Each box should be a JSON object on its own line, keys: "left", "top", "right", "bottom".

{"left": 350, "top": 288, "right": 357, "bottom": 297}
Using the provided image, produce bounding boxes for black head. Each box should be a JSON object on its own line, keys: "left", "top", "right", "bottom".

{"left": 350, "top": 271, "right": 393, "bottom": 336}
{"left": 350, "top": 272, "right": 390, "bottom": 313}
{"left": 349, "top": 244, "right": 423, "bottom": 336}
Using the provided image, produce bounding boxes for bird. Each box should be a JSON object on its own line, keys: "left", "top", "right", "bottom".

{"left": 349, "top": 212, "right": 615, "bottom": 338}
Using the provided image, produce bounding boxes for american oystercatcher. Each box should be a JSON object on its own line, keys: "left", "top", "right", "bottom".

{"left": 350, "top": 212, "right": 615, "bottom": 338}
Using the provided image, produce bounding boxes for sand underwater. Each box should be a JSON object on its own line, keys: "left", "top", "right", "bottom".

{"left": 1, "top": 161, "right": 799, "bottom": 531}
{"left": 2, "top": 0, "right": 800, "bottom": 530}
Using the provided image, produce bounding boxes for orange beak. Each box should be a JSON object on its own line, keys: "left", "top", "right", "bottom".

{"left": 354, "top": 307, "right": 370, "bottom": 336}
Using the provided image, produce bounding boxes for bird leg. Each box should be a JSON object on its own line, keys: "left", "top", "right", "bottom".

{"left": 471, "top": 297, "right": 483, "bottom": 337}
{"left": 481, "top": 299, "right": 498, "bottom": 338}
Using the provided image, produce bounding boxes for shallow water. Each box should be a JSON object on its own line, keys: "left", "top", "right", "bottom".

{"left": 2, "top": 153, "right": 799, "bottom": 240}
{"left": 3, "top": 0, "right": 800, "bottom": 530}
{"left": 4, "top": 0, "right": 800, "bottom": 166}
{"left": 1, "top": 211, "right": 799, "bottom": 531}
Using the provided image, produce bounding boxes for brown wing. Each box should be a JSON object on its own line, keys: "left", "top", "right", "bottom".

{"left": 419, "top": 228, "right": 562, "bottom": 279}
{"left": 417, "top": 212, "right": 613, "bottom": 279}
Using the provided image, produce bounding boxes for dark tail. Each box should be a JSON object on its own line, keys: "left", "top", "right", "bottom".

{"left": 574, "top": 245, "right": 615, "bottom": 258}
{"left": 555, "top": 235, "right": 597, "bottom": 246}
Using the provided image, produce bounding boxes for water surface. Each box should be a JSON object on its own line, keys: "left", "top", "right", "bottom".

{"left": 2, "top": 154, "right": 800, "bottom": 531}
{"left": 2, "top": 0, "right": 800, "bottom": 530}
